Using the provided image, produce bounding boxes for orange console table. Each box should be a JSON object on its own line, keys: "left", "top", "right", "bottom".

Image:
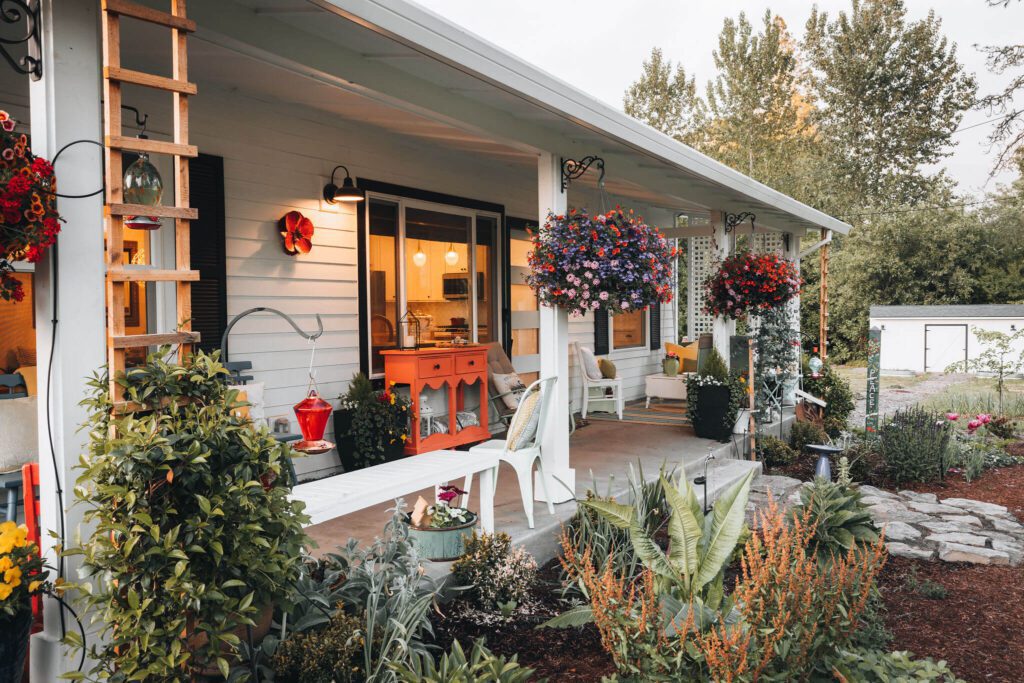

{"left": 382, "top": 346, "right": 490, "bottom": 455}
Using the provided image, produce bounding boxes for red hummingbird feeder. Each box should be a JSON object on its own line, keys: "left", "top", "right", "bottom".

{"left": 293, "top": 389, "right": 334, "bottom": 454}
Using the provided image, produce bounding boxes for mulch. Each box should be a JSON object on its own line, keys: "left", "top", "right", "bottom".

{"left": 877, "top": 449, "right": 1024, "bottom": 683}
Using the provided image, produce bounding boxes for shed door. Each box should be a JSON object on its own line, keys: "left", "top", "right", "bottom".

{"left": 924, "top": 324, "right": 968, "bottom": 372}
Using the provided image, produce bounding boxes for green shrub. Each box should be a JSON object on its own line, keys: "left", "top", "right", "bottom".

{"left": 802, "top": 361, "right": 856, "bottom": 436}
{"left": 831, "top": 648, "right": 965, "bottom": 682}
{"left": 69, "top": 350, "right": 309, "bottom": 680}
{"left": 703, "top": 346, "right": 729, "bottom": 382}
{"left": 789, "top": 420, "right": 829, "bottom": 454}
{"left": 790, "top": 478, "right": 879, "bottom": 562}
{"left": 881, "top": 406, "right": 951, "bottom": 485}
{"left": 843, "top": 437, "right": 885, "bottom": 485}
{"left": 452, "top": 532, "right": 537, "bottom": 611}
{"left": 392, "top": 639, "right": 536, "bottom": 683}
{"left": 988, "top": 416, "right": 1018, "bottom": 439}
{"left": 757, "top": 434, "right": 797, "bottom": 468}
{"left": 271, "top": 611, "right": 366, "bottom": 683}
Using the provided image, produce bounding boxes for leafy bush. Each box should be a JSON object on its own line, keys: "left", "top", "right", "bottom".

{"left": 789, "top": 419, "right": 828, "bottom": 454}
{"left": 988, "top": 416, "right": 1018, "bottom": 439}
{"left": 340, "top": 372, "right": 412, "bottom": 468}
{"left": 270, "top": 611, "right": 366, "bottom": 682}
{"left": 802, "top": 361, "right": 855, "bottom": 436}
{"left": 757, "top": 434, "right": 797, "bottom": 468}
{"left": 789, "top": 478, "right": 879, "bottom": 562}
{"left": 843, "top": 437, "right": 885, "bottom": 485}
{"left": 881, "top": 406, "right": 951, "bottom": 485}
{"left": 451, "top": 532, "right": 537, "bottom": 611}
{"left": 69, "top": 350, "right": 309, "bottom": 680}
{"left": 831, "top": 649, "right": 965, "bottom": 682}
{"left": 392, "top": 639, "right": 536, "bottom": 683}
{"left": 703, "top": 345, "right": 729, "bottom": 382}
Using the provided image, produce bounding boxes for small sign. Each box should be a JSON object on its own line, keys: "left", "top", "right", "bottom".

{"left": 865, "top": 327, "right": 881, "bottom": 434}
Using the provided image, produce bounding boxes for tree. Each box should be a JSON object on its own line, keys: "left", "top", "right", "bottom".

{"left": 803, "top": 0, "right": 977, "bottom": 213}
{"left": 977, "top": 1, "right": 1024, "bottom": 173}
{"left": 623, "top": 47, "right": 705, "bottom": 145}
{"left": 945, "top": 327, "right": 1024, "bottom": 415}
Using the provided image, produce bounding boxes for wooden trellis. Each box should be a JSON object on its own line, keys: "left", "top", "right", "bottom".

{"left": 101, "top": 0, "right": 199, "bottom": 407}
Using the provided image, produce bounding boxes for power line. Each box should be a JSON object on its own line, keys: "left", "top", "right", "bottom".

{"left": 952, "top": 112, "right": 1016, "bottom": 134}
{"left": 839, "top": 198, "right": 998, "bottom": 218}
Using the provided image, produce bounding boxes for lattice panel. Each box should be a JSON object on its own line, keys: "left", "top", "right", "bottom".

{"left": 687, "top": 235, "right": 716, "bottom": 338}
{"left": 753, "top": 232, "right": 784, "bottom": 255}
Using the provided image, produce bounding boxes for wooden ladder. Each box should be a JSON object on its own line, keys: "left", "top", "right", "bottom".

{"left": 101, "top": 0, "right": 200, "bottom": 406}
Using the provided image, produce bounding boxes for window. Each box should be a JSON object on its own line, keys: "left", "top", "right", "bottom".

{"left": 611, "top": 309, "right": 647, "bottom": 350}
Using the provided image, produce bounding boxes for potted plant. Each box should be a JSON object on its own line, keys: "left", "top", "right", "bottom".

{"left": 336, "top": 373, "right": 411, "bottom": 472}
{"left": 686, "top": 348, "right": 746, "bottom": 442}
{"left": 663, "top": 351, "right": 681, "bottom": 377}
{"left": 0, "top": 522, "right": 49, "bottom": 683}
{"left": 405, "top": 486, "right": 477, "bottom": 561}
{"left": 704, "top": 250, "right": 800, "bottom": 321}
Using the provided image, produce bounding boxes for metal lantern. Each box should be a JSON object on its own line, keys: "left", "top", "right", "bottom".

{"left": 123, "top": 151, "right": 163, "bottom": 230}
{"left": 397, "top": 310, "right": 421, "bottom": 350}
{"left": 418, "top": 392, "right": 435, "bottom": 441}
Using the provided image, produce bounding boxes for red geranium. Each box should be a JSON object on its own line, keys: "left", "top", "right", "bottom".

{"left": 704, "top": 250, "right": 801, "bottom": 320}
{"left": 1, "top": 111, "right": 61, "bottom": 302}
{"left": 279, "top": 210, "right": 314, "bottom": 254}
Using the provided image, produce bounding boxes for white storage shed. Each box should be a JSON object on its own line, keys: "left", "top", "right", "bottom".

{"left": 870, "top": 305, "right": 1024, "bottom": 374}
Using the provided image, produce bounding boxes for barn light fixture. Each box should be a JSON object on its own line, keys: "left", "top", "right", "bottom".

{"left": 323, "top": 165, "right": 364, "bottom": 203}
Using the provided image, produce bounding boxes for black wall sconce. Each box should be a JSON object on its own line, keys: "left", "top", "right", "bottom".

{"left": 323, "top": 165, "right": 364, "bottom": 203}
{"left": 0, "top": 0, "right": 42, "bottom": 81}
{"left": 560, "top": 155, "right": 605, "bottom": 192}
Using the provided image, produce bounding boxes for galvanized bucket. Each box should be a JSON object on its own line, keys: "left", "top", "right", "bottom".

{"left": 405, "top": 513, "right": 478, "bottom": 561}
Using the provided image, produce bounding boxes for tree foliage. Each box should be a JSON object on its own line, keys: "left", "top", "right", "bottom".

{"left": 977, "top": 0, "right": 1024, "bottom": 173}
{"left": 623, "top": 47, "right": 704, "bottom": 145}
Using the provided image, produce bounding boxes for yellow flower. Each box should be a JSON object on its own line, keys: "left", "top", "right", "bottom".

{"left": 28, "top": 580, "right": 42, "bottom": 593}
{"left": 4, "top": 566, "right": 22, "bottom": 586}
{"left": 0, "top": 522, "right": 28, "bottom": 553}
{"left": 0, "top": 556, "right": 11, "bottom": 572}
{"left": 0, "top": 582, "right": 12, "bottom": 600}
{"left": 400, "top": 434, "right": 407, "bottom": 442}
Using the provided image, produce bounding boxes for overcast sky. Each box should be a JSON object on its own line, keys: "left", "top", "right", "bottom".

{"left": 414, "top": 0, "right": 1020, "bottom": 198}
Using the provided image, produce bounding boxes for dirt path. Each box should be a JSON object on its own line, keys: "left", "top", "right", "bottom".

{"left": 845, "top": 370, "right": 973, "bottom": 428}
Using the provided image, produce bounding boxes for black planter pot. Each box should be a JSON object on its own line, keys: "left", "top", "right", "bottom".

{"left": 334, "top": 408, "right": 407, "bottom": 471}
{"left": 692, "top": 385, "right": 733, "bottom": 442}
{"left": 0, "top": 606, "right": 32, "bottom": 683}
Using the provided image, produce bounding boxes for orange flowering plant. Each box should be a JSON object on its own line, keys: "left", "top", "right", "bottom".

{"left": 0, "top": 111, "right": 61, "bottom": 302}
{"left": 704, "top": 250, "right": 801, "bottom": 320}
{"left": 0, "top": 521, "right": 50, "bottom": 621}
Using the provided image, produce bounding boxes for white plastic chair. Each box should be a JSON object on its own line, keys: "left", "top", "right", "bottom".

{"left": 572, "top": 342, "right": 623, "bottom": 420}
{"left": 461, "top": 377, "right": 557, "bottom": 529}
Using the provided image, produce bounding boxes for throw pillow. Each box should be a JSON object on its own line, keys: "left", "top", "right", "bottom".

{"left": 507, "top": 388, "right": 541, "bottom": 450}
{"left": 578, "top": 345, "right": 602, "bottom": 380}
{"left": 666, "top": 341, "right": 698, "bottom": 373}
{"left": 492, "top": 372, "right": 526, "bottom": 410}
{"left": 598, "top": 358, "right": 617, "bottom": 379}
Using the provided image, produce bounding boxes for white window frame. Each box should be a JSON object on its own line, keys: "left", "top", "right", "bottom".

{"left": 609, "top": 307, "right": 650, "bottom": 355}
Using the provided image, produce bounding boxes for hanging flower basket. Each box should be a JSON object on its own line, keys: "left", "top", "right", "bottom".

{"left": 0, "top": 111, "right": 61, "bottom": 303}
{"left": 525, "top": 207, "right": 677, "bottom": 317}
{"left": 704, "top": 250, "right": 800, "bottom": 320}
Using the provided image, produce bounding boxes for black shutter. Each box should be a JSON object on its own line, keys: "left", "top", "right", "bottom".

{"left": 594, "top": 309, "right": 610, "bottom": 356}
{"left": 188, "top": 154, "right": 227, "bottom": 355}
{"left": 649, "top": 305, "right": 661, "bottom": 350}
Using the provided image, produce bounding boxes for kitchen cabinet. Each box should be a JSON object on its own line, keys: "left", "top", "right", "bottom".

{"left": 405, "top": 241, "right": 469, "bottom": 302}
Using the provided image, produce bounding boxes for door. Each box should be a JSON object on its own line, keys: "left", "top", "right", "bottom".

{"left": 507, "top": 219, "right": 540, "bottom": 384}
{"left": 924, "top": 324, "right": 968, "bottom": 372}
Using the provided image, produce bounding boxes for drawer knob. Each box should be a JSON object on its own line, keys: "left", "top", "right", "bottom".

{"left": 468, "top": 360, "right": 475, "bottom": 366}
{"left": 433, "top": 363, "right": 441, "bottom": 370}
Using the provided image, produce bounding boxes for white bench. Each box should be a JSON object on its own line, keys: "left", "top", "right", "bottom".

{"left": 290, "top": 449, "right": 499, "bottom": 533}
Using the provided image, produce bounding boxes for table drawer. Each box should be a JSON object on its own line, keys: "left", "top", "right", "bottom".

{"left": 455, "top": 353, "right": 485, "bottom": 374}
{"left": 418, "top": 355, "right": 453, "bottom": 378}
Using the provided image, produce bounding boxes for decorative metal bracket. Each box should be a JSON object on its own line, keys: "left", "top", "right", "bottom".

{"left": 0, "top": 0, "right": 42, "bottom": 81}
{"left": 560, "top": 155, "right": 605, "bottom": 192}
{"left": 220, "top": 307, "right": 324, "bottom": 363}
{"left": 724, "top": 211, "right": 756, "bottom": 234}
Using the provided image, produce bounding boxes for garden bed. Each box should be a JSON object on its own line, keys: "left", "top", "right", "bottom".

{"left": 898, "top": 454, "right": 1024, "bottom": 519}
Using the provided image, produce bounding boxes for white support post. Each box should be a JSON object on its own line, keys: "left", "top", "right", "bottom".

{"left": 29, "top": 1, "right": 106, "bottom": 679}
{"left": 711, "top": 211, "right": 734, "bottom": 365}
{"left": 783, "top": 231, "right": 802, "bottom": 405}
{"left": 536, "top": 152, "right": 575, "bottom": 503}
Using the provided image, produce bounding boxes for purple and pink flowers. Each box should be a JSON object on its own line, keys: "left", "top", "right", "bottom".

{"left": 525, "top": 207, "right": 677, "bottom": 317}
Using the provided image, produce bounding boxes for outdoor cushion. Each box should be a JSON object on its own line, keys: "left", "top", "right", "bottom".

{"left": 598, "top": 358, "right": 617, "bottom": 379}
{"left": 666, "top": 341, "right": 698, "bottom": 373}
{"left": 492, "top": 372, "right": 526, "bottom": 410}
{"left": 507, "top": 388, "right": 541, "bottom": 451}
{"left": 578, "top": 345, "right": 603, "bottom": 380}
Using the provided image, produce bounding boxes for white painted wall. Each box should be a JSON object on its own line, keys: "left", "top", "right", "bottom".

{"left": 871, "top": 316, "right": 1024, "bottom": 374}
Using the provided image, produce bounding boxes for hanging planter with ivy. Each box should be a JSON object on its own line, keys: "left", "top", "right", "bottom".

{"left": 525, "top": 206, "right": 677, "bottom": 317}
{"left": 703, "top": 250, "right": 800, "bottom": 320}
{"left": 0, "top": 111, "right": 61, "bottom": 303}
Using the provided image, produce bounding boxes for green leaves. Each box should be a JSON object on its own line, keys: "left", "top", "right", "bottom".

{"left": 693, "top": 467, "right": 754, "bottom": 593}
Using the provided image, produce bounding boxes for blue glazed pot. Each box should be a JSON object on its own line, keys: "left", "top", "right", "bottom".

{"left": 405, "top": 513, "right": 478, "bottom": 561}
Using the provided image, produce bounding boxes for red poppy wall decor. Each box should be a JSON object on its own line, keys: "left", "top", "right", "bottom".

{"left": 279, "top": 210, "right": 314, "bottom": 255}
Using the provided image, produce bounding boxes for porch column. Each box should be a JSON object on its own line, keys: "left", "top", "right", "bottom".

{"left": 29, "top": 1, "right": 105, "bottom": 679}
{"left": 784, "top": 231, "right": 802, "bottom": 405}
{"left": 711, "top": 211, "right": 734, "bottom": 364}
{"left": 536, "top": 152, "right": 575, "bottom": 503}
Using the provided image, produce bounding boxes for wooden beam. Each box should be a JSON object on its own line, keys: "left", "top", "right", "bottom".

{"left": 103, "top": 0, "right": 196, "bottom": 32}
{"left": 819, "top": 228, "right": 830, "bottom": 360}
{"left": 104, "top": 66, "right": 197, "bottom": 94}
{"left": 111, "top": 331, "right": 201, "bottom": 349}
{"left": 105, "top": 203, "right": 197, "bottom": 219}
{"left": 107, "top": 268, "right": 200, "bottom": 282}
{"left": 106, "top": 135, "right": 198, "bottom": 157}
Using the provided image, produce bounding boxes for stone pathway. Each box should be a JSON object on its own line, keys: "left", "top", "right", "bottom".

{"left": 745, "top": 475, "right": 1024, "bottom": 566}
{"left": 859, "top": 485, "right": 1024, "bottom": 565}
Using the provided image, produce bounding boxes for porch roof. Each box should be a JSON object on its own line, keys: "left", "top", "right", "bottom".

{"left": 189, "top": 0, "right": 850, "bottom": 236}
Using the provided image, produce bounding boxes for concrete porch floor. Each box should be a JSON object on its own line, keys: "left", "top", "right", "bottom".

{"left": 302, "top": 412, "right": 784, "bottom": 565}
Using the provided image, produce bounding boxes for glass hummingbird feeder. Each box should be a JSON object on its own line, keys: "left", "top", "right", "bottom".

{"left": 123, "top": 151, "right": 164, "bottom": 230}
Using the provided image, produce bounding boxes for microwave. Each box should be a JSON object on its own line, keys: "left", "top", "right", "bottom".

{"left": 442, "top": 272, "right": 486, "bottom": 300}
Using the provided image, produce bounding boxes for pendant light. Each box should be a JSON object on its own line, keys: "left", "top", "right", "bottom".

{"left": 122, "top": 116, "right": 163, "bottom": 230}
{"left": 445, "top": 242, "right": 459, "bottom": 266}
{"left": 413, "top": 241, "right": 427, "bottom": 267}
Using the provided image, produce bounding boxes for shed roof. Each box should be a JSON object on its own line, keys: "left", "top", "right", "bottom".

{"left": 870, "top": 305, "right": 1024, "bottom": 319}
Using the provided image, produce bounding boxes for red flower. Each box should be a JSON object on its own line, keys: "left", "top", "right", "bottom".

{"left": 279, "top": 210, "right": 314, "bottom": 254}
